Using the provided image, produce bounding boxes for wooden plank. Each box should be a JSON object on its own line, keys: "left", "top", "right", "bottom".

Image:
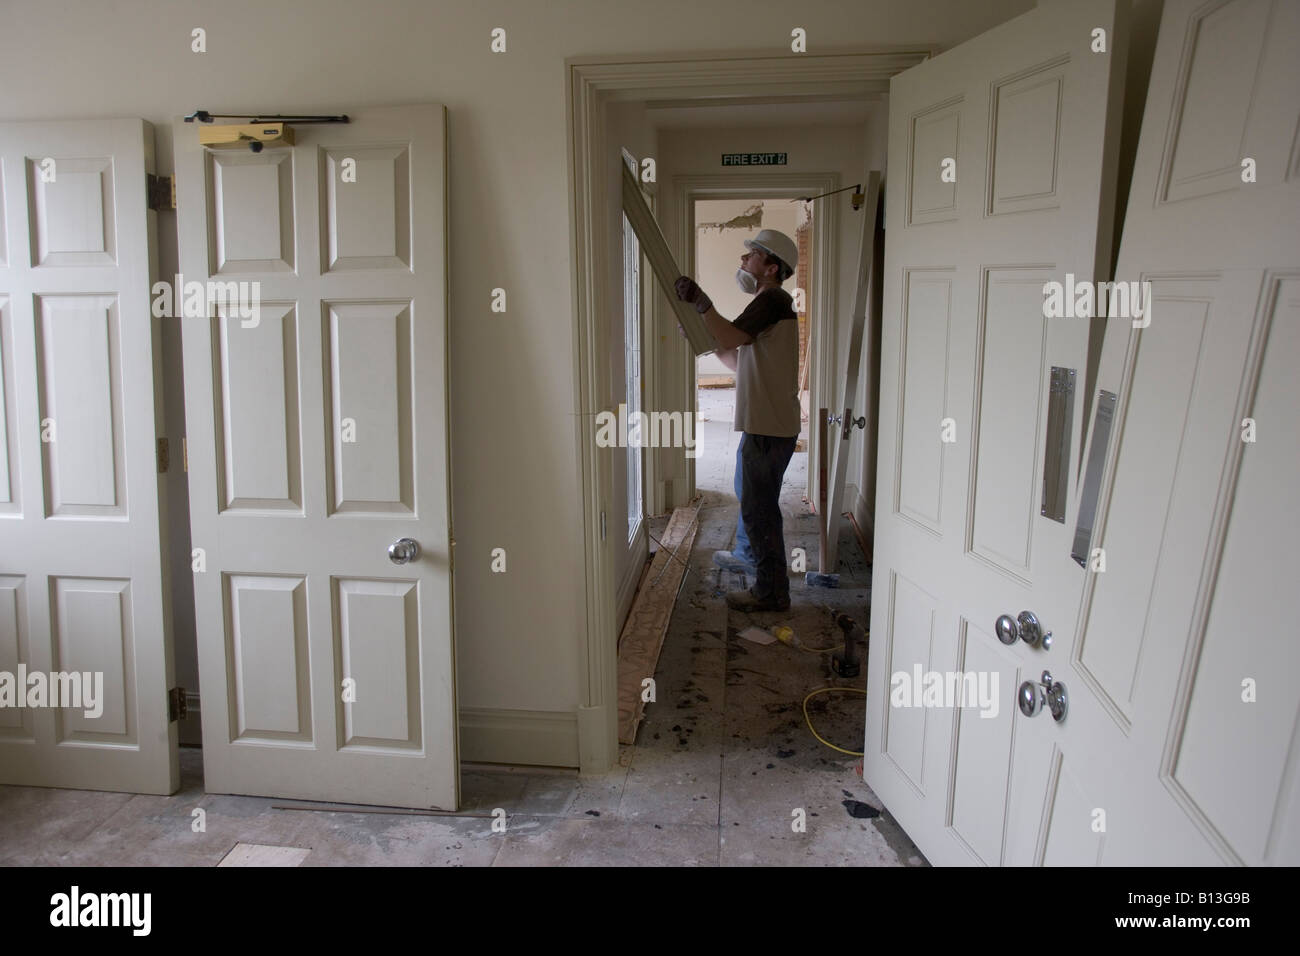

{"left": 616, "top": 498, "right": 702, "bottom": 744}
{"left": 825, "top": 170, "right": 882, "bottom": 572}
{"left": 818, "top": 406, "right": 829, "bottom": 571}
{"left": 621, "top": 162, "right": 714, "bottom": 356}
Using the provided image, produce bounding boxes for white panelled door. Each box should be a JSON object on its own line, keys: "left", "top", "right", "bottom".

{"left": 1062, "top": 0, "right": 1300, "bottom": 865}
{"left": 0, "top": 119, "right": 177, "bottom": 793}
{"left": 864, "top": 0, "right": 1127, "bottom": 864}
{"left": 174, "top": 105, "right": 458, "bottom": 809}
{"left": 825, "top": 171, "right": 880, "bottom": 574}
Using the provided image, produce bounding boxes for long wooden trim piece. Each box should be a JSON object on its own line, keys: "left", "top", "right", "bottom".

{"left": 622, "top": 162, "right": 713, "bottom": 355}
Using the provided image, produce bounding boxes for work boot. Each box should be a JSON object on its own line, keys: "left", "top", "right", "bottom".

{"left": 725, "top": 587, "right": 791, "bottom": 613}
{"left": 712, "top": 550, "right": 756, "bottom": 574}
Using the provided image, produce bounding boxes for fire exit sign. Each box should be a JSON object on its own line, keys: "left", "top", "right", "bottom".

{"left": 722, "top": 152, "right": 787, "bottom": 166}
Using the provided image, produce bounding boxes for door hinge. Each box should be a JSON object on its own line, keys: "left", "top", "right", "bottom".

{"left": 182, "top": 436, "right": 188, "bottom": 472}
{"left": 156, "top": 437, "right": 169, "bottom": 473}
{"left": 600, "top": 510, "right": 607, "bottom": 541}
{"left": 168, "top": 687, "right": 188, "bottom": 722}
{"left": 449, "top": 537, "right": 455, "bottom": 573}
{"left": 147, "top": 173, "right": 176, "bottom": 211}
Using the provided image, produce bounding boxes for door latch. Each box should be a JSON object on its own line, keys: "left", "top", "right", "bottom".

{"left": 995, "top": 610, "right": 1051, "bottom": 649}
{"left": 388, "top": 537, "right": 421, "bottom": 565}
{"left": 828, "top": 408, "right": 866, "bottom": 441}
{"left": 1018, "top": 670, "right": 1067, "bottom": 722}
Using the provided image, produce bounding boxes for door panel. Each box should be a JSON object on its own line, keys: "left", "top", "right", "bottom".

{"left": 215, "top": 304, "right": 301, "bottom": 511}
{"left": 970, "top": 268, "right": 1056, "bottom": 578}
{"left": 865, "top": 0, "right": 1127, "bottom": 865}
{"left": 1067, "top": 0, "right": 1300, "bottom": 866}
{"left": 0, "top": 119, "right": 175, "bottom": 793}
{"left": 174, "top": 105, "right": 458, "bottom": 809}
{"left": 824, "top": 172, "right": 881, "bottom": 573}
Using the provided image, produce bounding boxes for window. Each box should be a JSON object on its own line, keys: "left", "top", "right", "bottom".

{"left": 623, "top": 206, "right": 643, "bottom": 542}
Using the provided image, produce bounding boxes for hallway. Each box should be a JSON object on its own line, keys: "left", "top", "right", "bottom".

{"left": 0, "top": 388, "right": 923, "bottom": 867}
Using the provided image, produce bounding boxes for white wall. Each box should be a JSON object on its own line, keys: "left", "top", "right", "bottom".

{"left": 0, "top": 0, "right": 1036, "bottom": 765}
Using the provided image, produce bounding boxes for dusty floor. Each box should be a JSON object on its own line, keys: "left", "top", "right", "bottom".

{"left": 0, "top": 387, "right": 926, "bottom": 867}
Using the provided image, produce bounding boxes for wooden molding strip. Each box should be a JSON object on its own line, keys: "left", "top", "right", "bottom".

{"left": 621, "top": 162, "right": 713, "bottom": 355}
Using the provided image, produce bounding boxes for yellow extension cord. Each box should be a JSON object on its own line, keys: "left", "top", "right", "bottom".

{"left": 774, "top": 625, "right": 867, "bottom": 755}
{"left": 774, "top": 628, "right": 843, "bottom": 654}
{"left": 802, "top": 686, "right": 867, "bottom": 756}
{"left": 791, "top": 639, "right": 843, "bottom": 654}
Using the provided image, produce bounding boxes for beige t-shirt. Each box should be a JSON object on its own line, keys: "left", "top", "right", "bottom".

{"left": 732, "top": 287, "right": 800, "bottom": 437}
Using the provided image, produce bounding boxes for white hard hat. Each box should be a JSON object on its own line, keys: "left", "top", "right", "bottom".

{"left": 744, "top": 229, "right": 798, "bottom": 280}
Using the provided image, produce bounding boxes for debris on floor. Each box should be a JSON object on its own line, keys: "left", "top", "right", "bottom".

{"left": 218, "top": 843, "right": 311, "bottom": 867}
{"left": 842, "top": 800, "right": 882, "bottom": 820}
{"left": 738, "top": 626, "right": 778, "bottom": 645}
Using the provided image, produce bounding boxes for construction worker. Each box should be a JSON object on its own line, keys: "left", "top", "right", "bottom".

{"left": 674, "top": 228, "right": 800, "bottom": 612}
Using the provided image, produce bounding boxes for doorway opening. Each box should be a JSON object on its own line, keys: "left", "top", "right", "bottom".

{"left": 693, "top": 195, "right": 815, "bottom": 511}
{"left": 611, "top": 130, "right": 884, "bottom": 797}
{"left": 565, "top": 49, "right": 930, "bottom": 773}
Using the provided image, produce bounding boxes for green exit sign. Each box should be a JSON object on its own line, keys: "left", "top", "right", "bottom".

{"left": 722, "top": 152, "right": 787, "bottom": 167}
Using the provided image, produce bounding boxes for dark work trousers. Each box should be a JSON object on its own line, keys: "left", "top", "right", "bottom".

{"left": 739, "top": 432, "right": 798, "bottom": 601}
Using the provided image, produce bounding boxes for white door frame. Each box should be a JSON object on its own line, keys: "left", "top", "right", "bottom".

{"left": 674, "top": 173, "right": 840, "bottom": 506}
{"left": 565, "top": 48, "right": 930, "bottom": 772}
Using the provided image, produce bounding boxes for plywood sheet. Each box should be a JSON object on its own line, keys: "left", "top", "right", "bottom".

{"left": 616, "top": 499, "right": 701, "bottom": 744}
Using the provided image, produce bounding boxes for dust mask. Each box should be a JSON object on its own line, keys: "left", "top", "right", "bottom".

{"left": 735, "top": 268, "right": 758, "bottom": 295}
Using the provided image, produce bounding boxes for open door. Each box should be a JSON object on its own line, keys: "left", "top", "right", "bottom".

{"left": 864, "top": 0, "right": 1128, "bottom": 864}
{"left": 1053, "top": 0, "right": 1300, "bottom": 865}
{"left": 173, "top": 105, "right": 458, "bottom": 809}
{"left": 0, "top": 119, "right": 177, "bottom": 794}
{"left": 823, "top": 171, "right": 880, "bottom": 573}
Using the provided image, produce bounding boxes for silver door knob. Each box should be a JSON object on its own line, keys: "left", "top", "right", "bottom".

{"left": 388, "top": 537, "right": 420, "bottom": 565}
{"left": 994, "top": 610, "right": 1052, "bottom": 649}
{"left": 1018, "top": 670, "right": 1068, "bottom": 722}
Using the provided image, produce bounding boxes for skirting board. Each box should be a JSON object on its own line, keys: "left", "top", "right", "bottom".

{"left": 182, "top": 698, "right": 582, "bottom": 770}
{"left": 851, "top": 482, "right": 876, "bottom": 561}
{"left": 458, "top": 707, "right": 580, "bottom": 768}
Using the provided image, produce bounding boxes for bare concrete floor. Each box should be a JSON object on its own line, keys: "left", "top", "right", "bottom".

{"left": 0, "top": 387, "right": 926, "bottom": 867}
